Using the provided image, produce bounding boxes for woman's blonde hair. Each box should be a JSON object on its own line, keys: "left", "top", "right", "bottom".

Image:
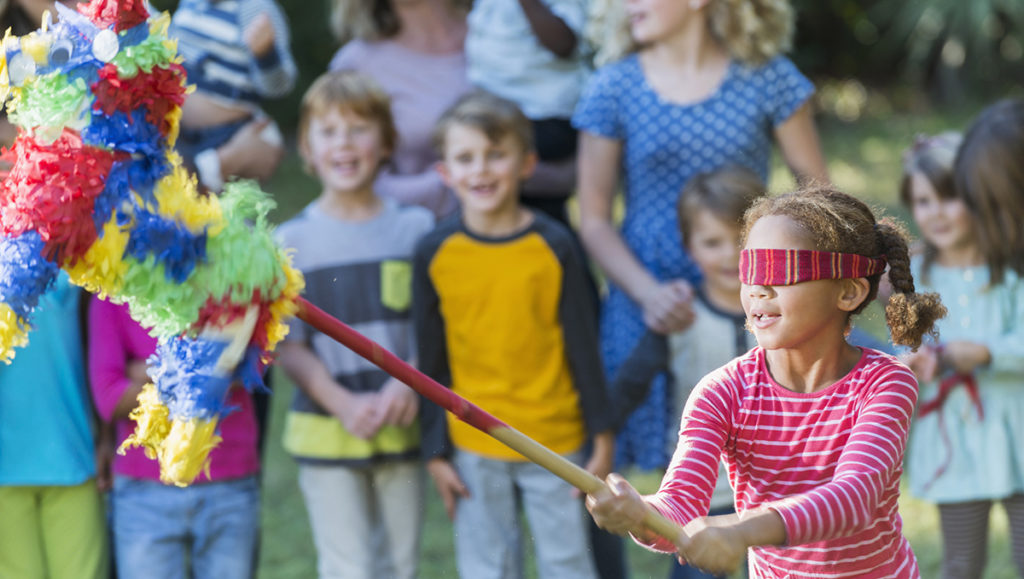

{"left": 588, "top": 0, "right": 794, "bottom": 67}
{"left": 331, "top": 0, "right": 472, "bottom": 45}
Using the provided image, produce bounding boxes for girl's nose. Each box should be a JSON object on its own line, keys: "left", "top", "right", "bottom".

{"left": 746, "top": 284, "right": 772, "bottom": 298}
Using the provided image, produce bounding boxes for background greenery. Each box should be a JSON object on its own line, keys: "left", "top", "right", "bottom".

{"left": 138, "top": 1, "right": 1024, "bottom": 576}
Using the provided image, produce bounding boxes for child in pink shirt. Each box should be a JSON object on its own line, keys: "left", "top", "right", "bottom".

{"left": 587, "top": 188, "right": 946, "bottom": 578}
{"left": 88, "top": 297, "right": 261, "bottom": 579}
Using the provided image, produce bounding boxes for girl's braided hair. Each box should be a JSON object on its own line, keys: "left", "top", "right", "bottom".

{"left": 741, "top": 187, "right": 946, "bottom": 348}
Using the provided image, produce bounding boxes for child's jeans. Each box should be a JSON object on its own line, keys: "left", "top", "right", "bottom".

{"left": 453, "top": 449, "right": 597, "bottom": 579}
{"left": 111, "top": 475, "right": 260, "bottom": 579}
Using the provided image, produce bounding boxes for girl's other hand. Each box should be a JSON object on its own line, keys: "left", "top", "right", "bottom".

{"left": 676, "top": 516, "right": 747, "bottom": 576}
{"left": 426, "top": 458, "right": 470, "bottom": 520}
{"left": 585, "top": 473, "right": 648, "bottom": 535}
{"left": 639, "top": 280, "right": 695, "bottom": 334}
{"left": 942, "top": 341, "right": 991, "bottom": 374}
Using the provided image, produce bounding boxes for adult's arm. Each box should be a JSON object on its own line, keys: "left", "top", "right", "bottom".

{"left": 238, "top": 0, "right": 298, "bottom": 98}
{"left": 577, "top": 131, "right": 692, "bottom": 333}
{"left": 774, "top": 102, "right": 829, "bottom": 186}
{"left": 517, "top": 0, "right": 576, "bottom": 58}
{"left": 195, "top": 118, "right": 284, "bottom": 191}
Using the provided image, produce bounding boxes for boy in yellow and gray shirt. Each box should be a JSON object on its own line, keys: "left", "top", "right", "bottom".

{"left": 414, "top": 91, "right": 613, "bottom": 578}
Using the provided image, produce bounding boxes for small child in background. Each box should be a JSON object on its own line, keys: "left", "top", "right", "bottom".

{"left": 414, "top": 91, "right": 614, "bottom": 578}
{"left": 587, "top": 188, "right": 946, "bottom": 577}
{"left": 276, "top": 71, "right": 434, "bottom": 579}
{"left": 170, "top": 0, "right": 297, "bottom": 192}
{"left": 88, "top": 297, "right": 262, "bottom": 579}
{"left": 610, "top": 166, "right": 764, "bottom": 578}
{"left": 901, "top": 103, "right": 1024, "bottom": 577}
{"left": 465, "top": 0, "right": 589, "bottom": 224}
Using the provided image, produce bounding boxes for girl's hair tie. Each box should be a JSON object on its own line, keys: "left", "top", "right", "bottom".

{"left": 739, "top": 248, "right": 887, "bottom": 286}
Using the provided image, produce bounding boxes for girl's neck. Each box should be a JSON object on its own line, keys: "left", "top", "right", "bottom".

{"left": 936, "top": 244, "right": 984, "bottom": 268}
{"left": 463, "top": 206, "right": 533, "bottom": 239}
{"left": 764, "top": 336, "right": 861, "bottom": 394}
{"left": 393, "top": 0, "right": 466, "bottom": 54}
{"left": 318, "top": 188, "right": 382, "bottom": 221}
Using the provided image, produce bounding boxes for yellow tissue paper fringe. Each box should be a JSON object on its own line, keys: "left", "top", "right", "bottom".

{"left": 66, "top": 214, "right": 130, "bottom": 298}
{"left": 119, "top": 383, "right": 222, "bottom": 486}
{"left": 152, "top": 155, "right": 224, "bottom": 235}
{"left": 263, "top": 256, "right": 305, "bottom": 359}
{"left": 0, "top": 304, "right": 29, "bottom": 364}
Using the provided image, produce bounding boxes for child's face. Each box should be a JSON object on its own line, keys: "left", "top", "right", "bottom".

{"left": 740, "top": 215, "right": 854, "bottom": 351}
{"left": 301, "top": 107, "right": 389, "bottom": 196}
{"left": 438, "top": 124, "right": 536, "bottom": 219}
{"left": 686, "top": 208, "right": 742, "bottom": 297}
{"left": 626, "top": 0, "right": 702, "bottom": 45}
{"left": 907, "top": 171, "right": 974, "bottom": 256}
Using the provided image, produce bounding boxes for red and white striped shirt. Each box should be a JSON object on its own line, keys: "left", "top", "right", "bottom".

{"left": 644, "top": 347, "right": 920, "bottom": 578}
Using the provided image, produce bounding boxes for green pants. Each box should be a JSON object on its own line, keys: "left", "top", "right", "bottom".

{"left": 0, "top": 480, "right": 109, "bottom": 579}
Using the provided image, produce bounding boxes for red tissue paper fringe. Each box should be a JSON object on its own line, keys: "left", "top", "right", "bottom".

{"left": 78, "top": 0, "right": 150, "bottom": 32}
{"left": 0, "top": 130, "right": 120, "bottom": 263}
{"left": 92, "top": 63, "right": 188, "bottom": 136}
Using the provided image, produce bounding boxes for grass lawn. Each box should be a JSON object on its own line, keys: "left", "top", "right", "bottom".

{"left": 256, "top": 101, "right": 1019, "bottom": 578}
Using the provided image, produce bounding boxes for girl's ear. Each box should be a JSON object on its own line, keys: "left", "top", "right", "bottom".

{"left": 837, "top": 278, "right": 871, "bottom": 313}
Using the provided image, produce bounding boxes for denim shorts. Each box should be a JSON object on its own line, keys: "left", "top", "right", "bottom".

{"left": 111, "top": 475, "right": 260, "bottom": 579}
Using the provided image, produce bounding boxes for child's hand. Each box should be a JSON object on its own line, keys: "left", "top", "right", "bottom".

{"left": 426, "top": 458, "right": 469, "bottom": 520}
{"left": 942, "top": 341, "right": 991, "bottom": 374}
{"left": 330, "top": 389, "right": 383, "bottom": 439}
{"left": 378, "top": 378, "right": 419, "bottom": 427}
{"left": 640, "top": 280, "right": 694, "bottom": 334}
{"left": 126, "top": 358, "right": 150, "bottom": 387}
{"left": 585, "top": 473, "right": 648, "bottom": 536}
{"left": 676, "top": 516, "right": 747, "bottom": 576}
{"left": 243, "top": 13, "right": 275, "bottom": 58}
{"left": 901, "top": 346, "right": 939, "bottom": 382}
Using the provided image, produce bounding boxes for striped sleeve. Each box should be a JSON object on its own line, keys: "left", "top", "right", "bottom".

{"left": 639, "top": 369, "right": 738, "bottom": 552}
{"left": 766, "top": 365, "right": 918, "bottom": 545}
{"left": 238, "top": 0, "right": 297, "bottom": 98}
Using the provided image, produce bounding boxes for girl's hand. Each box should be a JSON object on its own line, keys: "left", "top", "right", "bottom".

{"left": 377, "top": 378, "right": 419, "bottom": 427}
{"left": 942, "top": 341, "right": 991, "bottom": 374}
{"left": 585, "top": 473, "right": 649, "bottom": 535}
{"left": 639, "top": 280, "right": 694, "bottom": 334}
{"left": 427, "top": 458, "right": 470, "bottom": 520}
{"left": 676, "top": 516, "right": 747, "bottom": 576}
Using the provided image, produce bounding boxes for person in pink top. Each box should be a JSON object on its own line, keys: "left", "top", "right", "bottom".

{"left": 586, "top": 188, "right": 947, "bottom": 578}
{"left": 88, "top": 297, "right": 261, "bottom": 579}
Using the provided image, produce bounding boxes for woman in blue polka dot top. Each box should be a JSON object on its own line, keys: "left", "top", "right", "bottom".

{"left": 573, "top": 0, "right": 830, "bottom": 473}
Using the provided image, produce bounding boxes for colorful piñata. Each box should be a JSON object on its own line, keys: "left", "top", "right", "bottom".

{"left": 0, "top": 0, "right": 303, "bottom": 486}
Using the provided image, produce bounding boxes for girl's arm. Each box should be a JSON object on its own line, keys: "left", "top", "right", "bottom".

{"left": 517, "top": 0, "right": 577, "bottom": 58}
{"left": 774, "top": 102, "right": 829, "bottom": 186}
{"left": 577, "top": 132, "right": 694, "bottom": 333}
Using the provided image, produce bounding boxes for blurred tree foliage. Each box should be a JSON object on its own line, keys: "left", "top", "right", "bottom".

{"left": 792, "top": 0, "right": 1024, "bottom": 102}
{"left": 149, "top": 0, "right": 1022, "bottom": 129}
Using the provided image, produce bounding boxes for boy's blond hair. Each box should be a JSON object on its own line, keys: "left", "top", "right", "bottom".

{"left": 298, "top": 71, "right": 398, "bottom": 167}
{"left": 589, "top": 0, "right": 794, "bottom": 67}
{"left": 433, "top": 91, "right": 534, "bottom": 156}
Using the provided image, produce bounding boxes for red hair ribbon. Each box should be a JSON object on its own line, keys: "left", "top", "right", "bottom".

{"left": 739, "top": 249, "right": 886, "bottom": 286}
{"left": 917, "top": 372, "right": 983, "bottom": 493}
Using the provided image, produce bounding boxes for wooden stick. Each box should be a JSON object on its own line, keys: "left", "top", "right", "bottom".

{"left": 295, "top": 296, "right": 683, "bottom": 542}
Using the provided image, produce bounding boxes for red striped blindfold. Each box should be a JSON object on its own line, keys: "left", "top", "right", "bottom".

{"left": 739, "top": 249, "right": 887, "bottom": 286}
